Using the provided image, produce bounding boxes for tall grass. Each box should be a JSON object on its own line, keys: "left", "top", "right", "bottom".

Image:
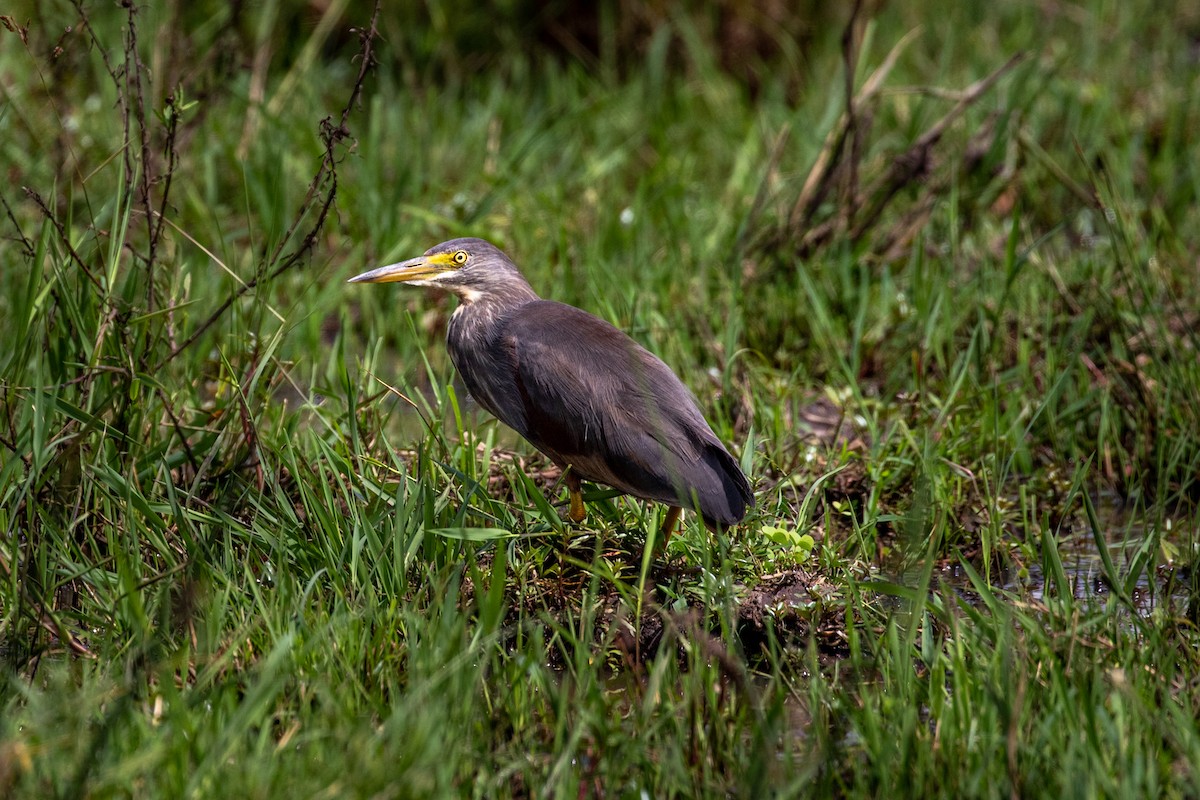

{"left": 1, "top": 0, "right": 1198, "bottom": 796}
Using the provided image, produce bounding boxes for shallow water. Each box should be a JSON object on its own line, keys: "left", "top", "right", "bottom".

{"left": 925, "top": 501, "right": 1194, "bottom": 616}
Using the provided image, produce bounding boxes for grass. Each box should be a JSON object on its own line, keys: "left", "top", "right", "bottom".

{"left": 2, "top": 0, "right": 1200, "bottom": 796}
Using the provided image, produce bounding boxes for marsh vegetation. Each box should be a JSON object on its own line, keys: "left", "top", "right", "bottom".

{"left": 2, "top": 1, "right": 1199, "bottom": 796}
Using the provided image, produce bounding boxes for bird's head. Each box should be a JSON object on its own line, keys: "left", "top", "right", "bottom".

{"left": 348, "top": 238, "right": 534, "bottom": 305}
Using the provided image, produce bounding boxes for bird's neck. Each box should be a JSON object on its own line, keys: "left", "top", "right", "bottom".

{"left": 448, "top": 281, "right": 540, "bottom": 342}
{"left": 452, "top": 279, "right": 540, "bottom": 310}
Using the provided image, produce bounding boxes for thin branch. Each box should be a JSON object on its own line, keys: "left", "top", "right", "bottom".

{"left": 120, "top": 1, "right": 160, "bottom": 285}
{"left": 841, "top": 0, "right": 865, "bottom": 231}
{"left": 24, "top": 187, "right": 105, "bottom": 293}
{"left": 161, "top": 0, "right": 382, "bottom": 368}
{"left": 787, "top": 27, "right": 919, "bottom": 234}
{"left": 849, "top": 51, "right": 1027, "bottom": 241}
{"left": 0, "top": 189, "right": 35, "bottom": 258}
{"left": 156, "top": 385, "right": 201, "bottom": 476}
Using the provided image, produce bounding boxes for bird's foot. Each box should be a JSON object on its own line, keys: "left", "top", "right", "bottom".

{"left": 568, "top": 488, "right": 587, "bottom": 524}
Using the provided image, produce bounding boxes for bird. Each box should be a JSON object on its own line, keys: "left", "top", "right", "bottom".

{"left": 348, "top": 238, "right": 753, "bottom": 544}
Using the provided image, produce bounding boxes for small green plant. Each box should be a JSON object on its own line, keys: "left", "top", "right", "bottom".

{"left": 761, "top": 524, "right": 817, "bottom": 562}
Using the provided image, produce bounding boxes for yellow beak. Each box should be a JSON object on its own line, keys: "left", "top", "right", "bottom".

{"left": 347, "top": 252, "right": 454, "bottom": 284}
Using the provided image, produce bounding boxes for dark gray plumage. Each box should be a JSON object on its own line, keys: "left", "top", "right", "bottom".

{"left": 349, "top": 237, "right": 753, "bottom": 534}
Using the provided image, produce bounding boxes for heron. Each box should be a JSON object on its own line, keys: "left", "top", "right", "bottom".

{"left": 349, "top": 238, "right": 752, "bottom": 544}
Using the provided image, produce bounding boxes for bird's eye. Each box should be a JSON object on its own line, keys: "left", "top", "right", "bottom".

{"left": 453, "top": 250, "right": 468, "bottom": 265}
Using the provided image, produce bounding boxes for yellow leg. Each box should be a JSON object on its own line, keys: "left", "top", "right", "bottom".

{"left": 660, "top": 506, "right": 682, "bottom": 545}
{"left": 566, "top": 472, "right": 586, "bottom": 523}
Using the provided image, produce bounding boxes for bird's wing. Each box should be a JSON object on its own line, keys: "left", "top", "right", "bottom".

{"left": 498, "top": 301, "right": 719, "bottom": 497}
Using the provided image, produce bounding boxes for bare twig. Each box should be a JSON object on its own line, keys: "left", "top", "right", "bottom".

{"left": 39, "top": 612, "right": 95, "bottom": 658}
{"left": 23, "top": 188, "right": 105, "bottom": 293}
{"left": 770, "top": 12, "right": 1026, "bottom": 267}
{"left": 849, "top": 52, "right": 1028, "bottom": 242}
{"left": 118, "top": 2, "right": 160, "bottom": 280}
{"left": 162, "top": 0, "right": 383, "bottom": 368}
{"left": 72, "top": 0, "right": 128, "bottom": 228}
{"left": 841, "top": 0, "right": 865, "bottom": 231}
{"left": 148, "top": 91, "right": 182, "bottom": 313}
{"left": 71, "top": 1, "right": 121, "bottom": 92}
{"left": 787, "top": 27, "right": 919, "bottom": 234}
{"left": 0, "top": 189, "right": 35, "bottom": 259}
{"left": 156, "top": 385, "right": 201, "bottom": 476}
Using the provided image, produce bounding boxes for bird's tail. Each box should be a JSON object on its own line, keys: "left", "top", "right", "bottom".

{"left": 695, "top": 444, "right": 754, "bottom": 531}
